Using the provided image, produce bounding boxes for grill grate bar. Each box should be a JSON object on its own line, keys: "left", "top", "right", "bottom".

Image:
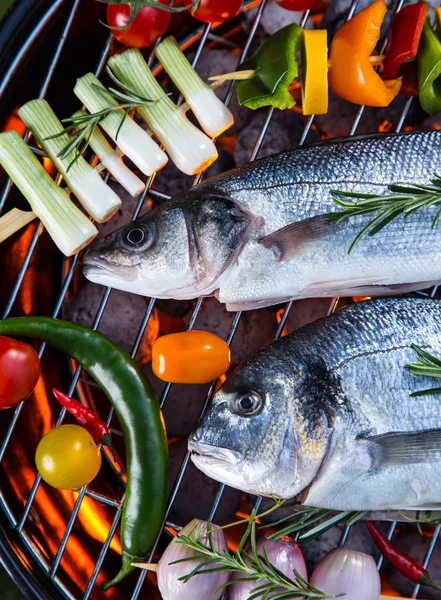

{"left": 412, "top": 524, "right": 441, "bottom": 597}
{"left": 1, "top": 1, "right": 439, "bottom": 598}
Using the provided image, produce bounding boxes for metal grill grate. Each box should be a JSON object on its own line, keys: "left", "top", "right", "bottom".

{"left": 0, "top": 1, "right": 440, "bottom": 598}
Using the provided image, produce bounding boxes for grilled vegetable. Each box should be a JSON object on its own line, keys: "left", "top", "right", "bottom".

{"left": 108, "top": 49, "right": 218, "bottom": 175}
{"left": 183, "top": 0, "right": 242, "bottom": 23}
{"left": 74, "top": 73, "right": 168, "bottom": 177}
{"left": 275, "top": 0, "right": 322, "bottom": 9}
{"left": 152, "top": 331, "right": 231, "bottom": 383}
{"left": 328, "top": 0, "right": 401, "bottom": 107}
{"left": 367, "top": 521, "right": 441, "bottom": 591}
{"left": 0, "top": 130, "right": 97, "bottom": 256}
{"left": 228, "top": 537, "right": 308, "bottom": 600}
{"left": 301, "top": 29, "right": 328, "bottom": 115}
{"left": 310, "top": 549, "right": 381, "bottom": 600}
{"left": 155, "top": 519, "right": 228, "bottom": 600}
{"left": 155, "top": 36, "right": 234, "bottom": 137}
{"left": 418, "top": 20, "right": 441, "bottom": 115}
{"left": 0, "top": 336, "right": 40, "bottom": 409}
{"left": 83, "top": 129, "right": 441, "bottom": 310}
{"left": 0, "top": 317, "right": 168, "bottom": 588}
{"left": 236, "top": 24, "right": 303, "bottom": 110}
{"left": 72, "top": 111, "right": 145, "bottom": 198}
{"left": 35, "top": 425, "right": 102, "bottom": 490}
{"left": 189, "top": 298, "right": 441, "bottom": 510}
{"left": 18, "top": 100, "right": 121, "bottom": 223}
{"left": 107, "top": 1, "right": 171, "bottom": 48}
{"left": 383, "top": 2, "right": 427, "bottom": 80}
{"left": 52, "top": 388, "right": 113, "bottom": 452}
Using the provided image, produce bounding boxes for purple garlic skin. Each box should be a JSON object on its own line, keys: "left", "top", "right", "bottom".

{"left": 158, "top": 519, "right": 228, "bottom": 600}
{"left": 228, "top": 536, "right": 308, "bottom": 600}
{"left": 310, "top": 548, "right": 381, "bottom": 600}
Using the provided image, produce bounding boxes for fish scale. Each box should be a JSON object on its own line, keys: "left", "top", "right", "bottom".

{"left": 83, "top": 130, "right": 441, "bottom": 310}
{"left": 189, "top": 298, "right": 441, "bottom": 511}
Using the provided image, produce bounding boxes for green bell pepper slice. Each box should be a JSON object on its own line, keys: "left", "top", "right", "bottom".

{"left": 236, "top": 23, "right": 303, "bottom": 111}
{"left": 418, "top": 20, "right": 441, "bottom": 115}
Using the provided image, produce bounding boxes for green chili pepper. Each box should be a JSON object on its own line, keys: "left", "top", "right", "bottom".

{"left": 236, "top": 23, "right": 303, "bottom": 110}
{"left": 0, "top": 317, "right": 168, "bottom": 589}
{"left": 418, "top": 20, "right": 441, "bottom": 115}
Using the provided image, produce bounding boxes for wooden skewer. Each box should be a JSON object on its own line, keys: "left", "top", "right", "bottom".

{"left": 131, "top": 562, "right": 158, "bottom": 572}
{"left": 0, "top": 208, "right": 36, "bottom": 244}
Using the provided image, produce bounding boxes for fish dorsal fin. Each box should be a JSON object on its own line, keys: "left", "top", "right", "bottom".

{"left": 359, "top": 429, "right": 441, "bottom": 469}
{"left": 258, "top": 215, "right": 331, "bottom": 261}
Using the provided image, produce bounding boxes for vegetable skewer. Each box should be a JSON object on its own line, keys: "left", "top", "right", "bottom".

{"left": 0, "top": 130, "right": 97, "bottom": 256}
{"left": 108, "top": 49, "right": 218, "bottom": 175}
{"left": 74, "top": 73, "right": 168, "bottom": 176}
{"left": 155, "top": 36, "right": 233, "bottom": 137}
{"left": 72, "top": 110, "right": 145, "bottom": 197}
{"left": 19, "top": 99, "right": 121, "bottom": 223}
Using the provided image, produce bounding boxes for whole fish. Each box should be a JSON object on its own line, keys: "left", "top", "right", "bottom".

{"left": 189, "top": 298, "right": 441, "bottom": 511}
{"left": 83, "top": 130, "right": 441, "bottom": 310}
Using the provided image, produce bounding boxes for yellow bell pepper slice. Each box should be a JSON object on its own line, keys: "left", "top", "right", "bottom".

{"left": 302, "top": 30, "right": 328, "bottom": 115}
{"left": 329, "top": 0, "right": 401, "bottom": 107}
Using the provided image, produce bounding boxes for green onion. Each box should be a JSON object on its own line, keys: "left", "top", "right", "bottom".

{"left": 108, "top": 49, "right": 218, "bottom": 175}
{"left": 72, "top": 110, "right": 145, "bottom": 198}
{"left": 155, "top": 36, "right": 233, "bottom": 137}
{"left": 0, "top": 131, "right": 97, "bottom": 256}
{"left": 74, "top": 73, "right": 168, "bottom": 176}
{"left": 18, "top": 99, "right": 121, "bottom": 223}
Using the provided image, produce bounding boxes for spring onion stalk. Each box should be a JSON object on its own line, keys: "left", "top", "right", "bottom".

{"left": 108, "top": 49, "right": 218, "bottom": 176}
{"left": 74, "top": 73, "right": 168, "bottom": 176}
{"left": 72, "top": 110, "right": 145, "bottom": 197}
{"left": 18, "top": 100, "right": 121, "bottom": 223}
{"left": 0, "top": 131, "right": 97, "bottom": 256}
{"left": 155, "top": 36, "right": 234, "bottom": 138}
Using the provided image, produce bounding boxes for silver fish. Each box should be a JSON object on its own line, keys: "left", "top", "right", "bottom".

{"left": 83, "top": 130, "right": 441, "bottom": 310}
{"left": 189, "top": 298, "right": 441, "bottom": 511}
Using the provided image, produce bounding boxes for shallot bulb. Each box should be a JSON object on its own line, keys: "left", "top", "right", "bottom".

{"left": 157, "top": 519, "right": 228, "bottom": 600}
{"left": 310, "top": 548, "right": 381, "bottom": 600}
{"left": 228, "top": 537, "right": 308, "bottom": 600}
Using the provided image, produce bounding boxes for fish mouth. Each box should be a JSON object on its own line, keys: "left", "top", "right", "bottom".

{"left": 82, "top": 255, "right": 138, "bottom": 281}
{"left": 188, "top": 439, "right": 243, "bottom": 465}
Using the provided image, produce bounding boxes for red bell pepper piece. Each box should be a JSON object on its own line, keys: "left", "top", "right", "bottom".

{"left": 398, "top": 62, "right": 419, "bottom": 97}
{"left": 383, "top": 2, "right": 427, "bottom": 80}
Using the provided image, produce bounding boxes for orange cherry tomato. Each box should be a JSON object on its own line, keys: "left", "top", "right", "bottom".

{"left": 152, "top": 330, "right": 230, "bottom": 384}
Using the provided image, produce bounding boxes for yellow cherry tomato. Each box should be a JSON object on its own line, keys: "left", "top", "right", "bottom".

{"left": 152, "top": 330, "right": 231, "bottom": 384}
{"left": 35, "top": 424, "right": 101, "bottom": 490}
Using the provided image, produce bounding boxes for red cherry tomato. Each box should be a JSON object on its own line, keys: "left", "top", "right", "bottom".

{"left": 106, "top": 1, "right": 171, "bottom": 48}
{"left": 275, "top": 0, "right": 322, "bottom": 11}
{"left": 0, "top": 336, "right": 40, "bottom": 409}
{"left": 184, "top": 0, "right": 243, "bottom": 23}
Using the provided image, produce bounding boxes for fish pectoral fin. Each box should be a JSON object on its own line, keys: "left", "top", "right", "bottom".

{"left": 359, "top": 429, "right": 441, "bottom": 470}
{"left": 304, "top": 276, "right": 389, "bottom": 296}
{"left": 258, "top": 215, "right": 331, "bottom": 262}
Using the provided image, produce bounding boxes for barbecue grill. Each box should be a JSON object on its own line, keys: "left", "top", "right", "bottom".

{"left": 1, "top": 0, "right": 441, "bottom": 598}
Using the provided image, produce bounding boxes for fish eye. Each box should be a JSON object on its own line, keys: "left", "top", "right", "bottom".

{"left": 233, "top": 391, "right": 263, "bottom": 417}
{"left": 123, "top": 224, "right": 154, "bottom": 250}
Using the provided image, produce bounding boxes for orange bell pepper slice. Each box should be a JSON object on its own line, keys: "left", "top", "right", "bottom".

{"left": 329, "top": 0, "right": 401, "bottom": 107}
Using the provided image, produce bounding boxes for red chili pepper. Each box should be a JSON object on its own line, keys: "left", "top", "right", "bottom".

{"left": 366, "top": 521, "right": 441, "bottom": 590}
{"left": 53, "top": 388, "right": 115, "bottom": 458}
{"left": 383, "top": 2, "right": 427, "bottom": 80}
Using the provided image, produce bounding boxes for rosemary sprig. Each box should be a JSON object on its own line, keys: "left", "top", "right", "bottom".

{"left": 45, "top": 66, "right": 154, "bottom": 171}
{"left": 175, "top": 500, "right": 345, "bottom": 599}
{"left": 95, "top": 0, "right": 202, "bottom": 27}
{"left": 405, "top": 343, "right": 441, "bottom": 397}
{"left": 330, "top": 173, "right": 441, "bottom": 253}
